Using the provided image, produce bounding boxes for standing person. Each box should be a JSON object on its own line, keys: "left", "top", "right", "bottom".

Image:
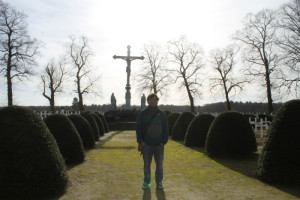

{"left": 136, "top": 93, "right": 169, "bottom": 189}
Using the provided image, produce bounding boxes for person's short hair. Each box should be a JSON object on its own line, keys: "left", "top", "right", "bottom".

{"left": 147, "top": 93, "right": 159, "bottom": 101}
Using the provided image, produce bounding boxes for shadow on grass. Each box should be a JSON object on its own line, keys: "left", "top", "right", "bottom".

{"left": 142, "top": 189, "right": 151, "bottom": 200}
{"left": 98, "top": 130, "right": 123, "bottom": 144}
{"left": 211, "top": 154, "right": 300, "bottom": 198}
{"left": 156, "top": 188, "right": 166, "bottom": 200}
{"left": 142, "top": 188, "right": 166, "bottom": 200}
{"left": 67, "top": 131, "right": 124, "bottom": 170}
{"left": 93, "top": 130, "right": 136, "bottom": 150}
{"left": 97, "top": 146, "right": 136, "bottom": 150}
{"left": 170, "top": 138, "right": 300, "bottom": 199}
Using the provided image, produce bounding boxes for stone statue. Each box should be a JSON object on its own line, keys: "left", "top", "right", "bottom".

{"left": 111, "top": 93, "right": 117, "bottom": 110}
{"left": 113, "top": 45, "right": 144, "bottom": 109}
{"left": 141, "top": 94, "right": 146, "bottom": 110}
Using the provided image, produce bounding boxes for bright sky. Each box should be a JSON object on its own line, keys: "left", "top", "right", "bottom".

{"left": 1, "top": 0, "right": 290, "bottom": 107}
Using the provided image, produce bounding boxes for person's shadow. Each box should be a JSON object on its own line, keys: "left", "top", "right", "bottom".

{"left": 142, "top": 189, "right": 151, "bottom": 200}
{"left": 156, "top": 188, "right": 166, "bottom": 200}
{"left": 142, "top": 188, "right": 166, "bottom": 200}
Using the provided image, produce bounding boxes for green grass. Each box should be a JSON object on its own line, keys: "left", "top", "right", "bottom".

{"left": 60, "top": 131, "right": 300, "bottom": 200}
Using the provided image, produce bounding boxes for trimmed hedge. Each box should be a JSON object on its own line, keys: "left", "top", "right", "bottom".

{"left": 167, "top": 112, "right": 181, "bottom": 137}
{"left": 205, "top": 111, "right": 257, "bottom": 156}
{"left": 81, "top": 112, "right": 100, "bottom": 141}
{"left": 171, "top": 112, "right": 195, "bottom": 140}
{"left": 68, "top": 114, "right": 95, "bottom": 149}
{"left": 92, "top": 113, "right": 105, "bottom": 137}
{"left": 97, "top": 112, "right": 110, "bottom": 133}
{"left": 184, "top": 114, "right": 215, "bottom": 147}
{"left": 44, "top": 114, "right": 85, "bottom": 165}
{"left": 257, "top": 99, "right": 300, "bottom": 185}
{"left": 104, "top": 109, "right": 139, "bottom": 122}
{"left": 0, "top": 106, "right": 68, "bottom": 199}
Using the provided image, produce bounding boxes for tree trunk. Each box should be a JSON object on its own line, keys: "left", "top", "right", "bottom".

{"left": 184, "top": 81, "right": 195, "bottom": 113}
{"left": 225, "top": 91, "right": 231, "bottom": 110}
{"left": 50, "top": 92, "right": 55, "bottom": 113}
{"left": 78, "top": 93, "right": 84, "bottom": 112}
{"left": 265, "top": 63, "right": 273, "bottom": 114}
{"left": 7, "top": 62, "right": 13, "bottom": 106}
{"left": 266, "top": 73, "right": 273, "bottom": 114}
{"left": 189, "top": 94, "right": 195, "bottom": 113}
{"left": 77, "top": 74, "right": 84, "bottom": 112}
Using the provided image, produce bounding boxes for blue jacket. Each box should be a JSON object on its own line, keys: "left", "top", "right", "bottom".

{"left": 136, "top": 106, "right": 169, "bottom": 145}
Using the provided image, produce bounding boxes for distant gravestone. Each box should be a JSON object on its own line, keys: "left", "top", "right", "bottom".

{"left": 111, "top": 93, "right": 117, "bottom": 110}
{"left": 141, "top": 94, "right": 146, "bottom": 110}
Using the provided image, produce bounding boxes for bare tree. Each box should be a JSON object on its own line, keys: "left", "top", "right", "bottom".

{"left": 276, "top": 0, "right": 300, "bottom": 97}
{"left": 208, "top": 45, "right": 248, "bottom": 110}
{"left": 233, "top": 9, "right": 281, "bottom": 114}
{"left": 167, "top": 36, "right": 204, "bottom": 113}
{"left": 41, "top": 58, "right": 67, "bottom": 112}
{"left": 67, "top": 35, "right": 100, "bottom": 111}
{"left": 0, "top": 0, "right": 40, "bottom": 106}
{"left": 134, "top": 42, "right": 172, "bottom": 96}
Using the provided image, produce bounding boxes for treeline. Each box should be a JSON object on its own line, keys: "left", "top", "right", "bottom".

{"left": 28, "top": 101, "right": 283, "bottom": 115}
{"left": 160, "top": 101, "right": 282, "bottom": 114}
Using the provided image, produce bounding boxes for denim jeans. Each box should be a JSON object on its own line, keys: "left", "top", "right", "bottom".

{"left": 142, "top": 144, "right": 164, "bottom": 184}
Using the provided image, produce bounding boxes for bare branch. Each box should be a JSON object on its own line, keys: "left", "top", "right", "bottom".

{"left": 66, "top": 35, "right": 100, "bottom": 111}
{"left": 167, "top": 35, "right": 204, "bottom": 113}
{"left": 0, "top": 1, "right": 40, "bottom": 105}
{"left": 134, "top": 42, "right": 172, "bottom": 96}
{"left": 233, "top": 9, "right": 280, "bottom": 114}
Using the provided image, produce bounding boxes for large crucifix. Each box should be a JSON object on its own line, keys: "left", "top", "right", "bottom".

{"left": 113, "top": 45, "right": 144, "bottom": 109}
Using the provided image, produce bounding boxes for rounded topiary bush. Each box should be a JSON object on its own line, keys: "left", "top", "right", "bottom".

{"left": 257, "top": 99, "right": 300, "bottom": 185}
{"left": 184, "top": 114, "right": 215, "bottom": 147}
{"left": 44, "top": 114, "right": 85, "bottom": 165}
{"left": 167, "top": 112, "right": 181, "bottom": 136}
{"left": 0, "top": 106, "right": 68, "bottom": 199}
{"left": 68, "top": 114, "right": 95, "bottom": 149}
{"left": 171, "top": 112, "right": 195, "bottom": 140}
{"left": 92, "top": 113, "right": 105, "bottom": 137}
{"left": 81, "top": 112, "right": 100, "bottom": 141}
{"left": 97, "top": 112, "right": 110, "bottom": 133}
{"left": 205, "top": 111, "right": 257, "bottom": 156}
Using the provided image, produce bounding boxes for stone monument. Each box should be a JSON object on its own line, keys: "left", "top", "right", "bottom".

{"left": 141, "top": 94, "right": 146, "bottom": 110}
{"left": 111, "top": 93, "right": 117, "bottom": 110}
{"left": 113, "top": 45, "right": 144, "bottom": 109}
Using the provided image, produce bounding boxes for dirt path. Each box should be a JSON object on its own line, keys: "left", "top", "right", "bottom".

{"left": 57, "top": 131, "right": 300, "bottom": 200}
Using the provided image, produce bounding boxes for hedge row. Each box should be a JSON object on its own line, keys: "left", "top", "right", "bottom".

{"left": 0, "top": 106, "right": 68, "bottom": 199}
{"left": 257, "top": 99, "right": 300, "bottom": 185}
{"left": 168, "top": 99, "right": 300, "bottom": 186}
{"left": 170, "top": 111, "right": 257, "bottom": 156}
{"left": 0, "top": 106, "right": 110, "bottom": 199}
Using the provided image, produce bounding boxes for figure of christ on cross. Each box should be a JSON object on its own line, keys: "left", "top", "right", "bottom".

{"left": 113, "top": 45, "right": 144, "bottom": 109}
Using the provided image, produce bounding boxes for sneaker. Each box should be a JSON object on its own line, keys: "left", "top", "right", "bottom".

{"left": 156, "top": 182, "right": 163, "bottom": 189}
{"left": 142, "top": 182, "right": 150, "bottom": 189}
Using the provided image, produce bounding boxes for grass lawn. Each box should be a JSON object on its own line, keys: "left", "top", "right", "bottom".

{"left": 58, "top": 131, "right": 300, "bottom": 200}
